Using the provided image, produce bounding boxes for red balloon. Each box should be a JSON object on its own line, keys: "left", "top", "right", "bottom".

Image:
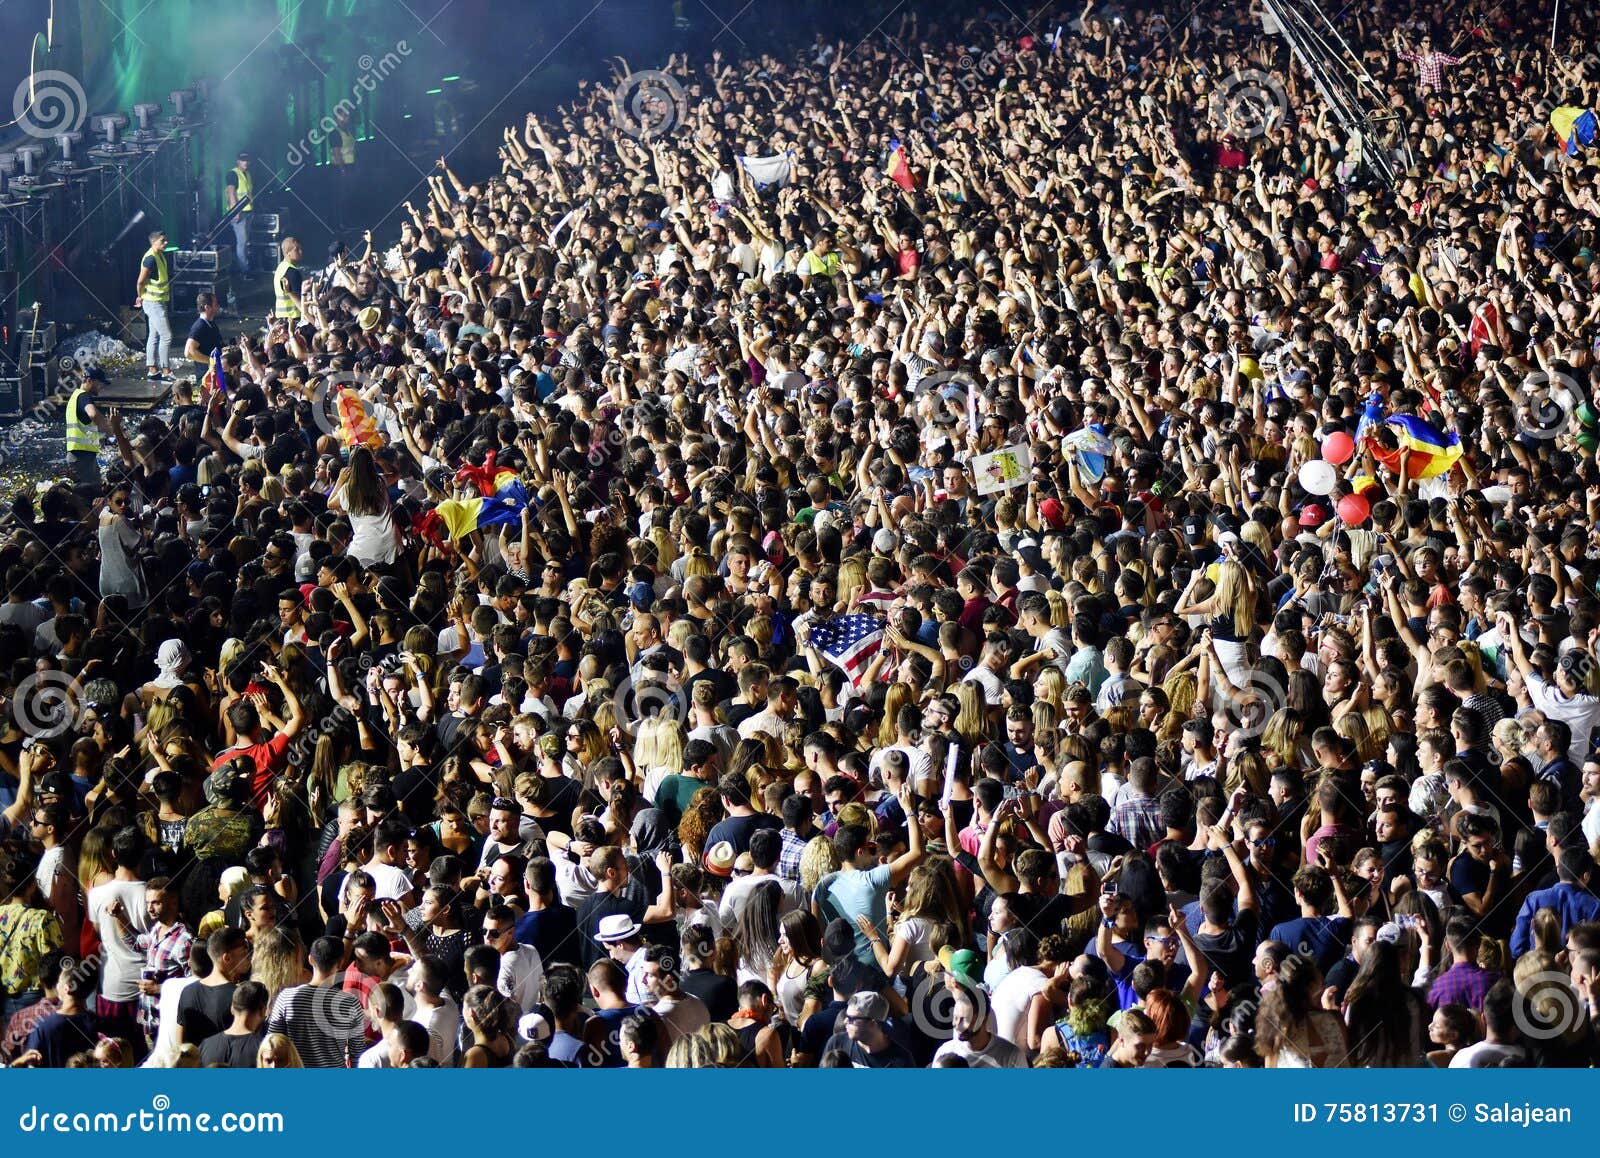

{"left": 1336, "top": 494, "right": 1370, "bottom": 525}
{"left": 1322, "top": 432, "right": 1355, "bottom": 465}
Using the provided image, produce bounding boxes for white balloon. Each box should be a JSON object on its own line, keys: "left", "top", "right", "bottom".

{"left": 1298, "top": 459, "right": 1336, "bottom": 496}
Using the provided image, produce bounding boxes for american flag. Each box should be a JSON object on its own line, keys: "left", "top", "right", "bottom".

{"left": 808, "top": 613, "right": 885, "bottom": 689}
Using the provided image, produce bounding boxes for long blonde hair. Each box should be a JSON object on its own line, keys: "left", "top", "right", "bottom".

{"left": 1212, "top": 561, "right": 1255, "bottom": 638}
{"left": 633, "top": 715, "right": 685, "bottom": 776}
{"left": 879, "top": 683, "right": 913, "bottom": 747}
{"left": 836, "top": 557, "right": 867, "bottom": 612}
{"left": 954, "top": 681, "right": 989, "bottom": 747}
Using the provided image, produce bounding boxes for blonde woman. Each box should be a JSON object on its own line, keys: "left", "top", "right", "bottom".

{"left": 250, "top": 926, "right": 309, "bottom": 1005}
{"left": 1045, "top": 589, "right": 1071, "bottom": 629}
{"left": 954, "top": 681, "right": 989, "bottom": 749}
{"left": 256, "top": 1033, "right": 304, "bottom": 1068}
{"left": 1176, "top": 560, "right": 1256, "bottom": 687}
{"left": 1261, "top": 708, "right": 1309, "bottom": 772}
{"left": 799, "top": 834, "right": 842, "bottom": 897}
{"left": 857, "top": 861, "right": 969, "bottom": 977}
{"left": 878, "top": 683, "right": 914, "bottom": 749}
{"left": 634, "top": 715, "right": 686, "bottom": 804}
{"left": 836, "top": 557, "right": 867, "bottom": 612}
{"left": 1033, "top": 668, "right": 1066, "bottom": 716}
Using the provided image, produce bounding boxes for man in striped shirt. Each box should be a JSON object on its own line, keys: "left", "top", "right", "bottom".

{"left": 266, "top": 936, "right": 367, "bottom": 1067}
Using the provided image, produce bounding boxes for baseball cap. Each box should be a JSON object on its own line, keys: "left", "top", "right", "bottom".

{"left": 938, "top": 946, "right": 983, "bottom": 988}
{"left": 872, "top": 528, "right": 898, "bottom": 555}
{"left": 205, "top": 761, "right": 254, "bottom": 805}
{"left": 1298, "top": 504, "right": 1328, "bottom": 528}
{"left": 1037, "top": 497, "right": 1066, "bottom": 529}
{"left": 846, "top": 991, "right": 889, "bottom": 1022}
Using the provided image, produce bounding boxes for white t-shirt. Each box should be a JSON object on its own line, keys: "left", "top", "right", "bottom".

{"left": 497, "top": 944, "right": 545, "bottom": 1014}
{"left": 933, "top": 1033, "right": 1028, "bottom": 1068}
{"left": 339, "top": 860, "right": 414, "bottom": 905}
{"left": 35, "top": 845, "right": 66, "bottom": 900}
{"left": 1450, "top": 1040, "right": 1527, "bottom": 1068}
{"left": 414, "top": 996, "right": 460, "bottom": 1065}
{"left": 962, "top": 664, "right": 1004, "bottom": 706}
{"left": 990, "top": 964, "right": 1048, "bottom": 1049}
{"left": 86, "top": 879, "right": 151, "bottom": 1003}
{"left": 334, "top": 484, "right": 398, "bottom": 566}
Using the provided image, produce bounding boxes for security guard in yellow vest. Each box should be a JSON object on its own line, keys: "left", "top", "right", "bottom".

{"left": 65, "top": 366, "right": 108, "bottom": 488}
{"left": 225, "top": 151, "right": 255, "bottom": 275}
{"left": 134, "top": 228, "right": 173, "bottom": 380}
{"left": 274, "top": 236, "right": 305, "bottom": 322}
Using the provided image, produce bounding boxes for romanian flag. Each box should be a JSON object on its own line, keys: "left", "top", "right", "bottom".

{"left": 210, "top": 347, "right": 226, "bottom": 398}
{"left": 425, "top": 451, "right": 532, "bottom": 542}
{"left": 1368, "top": 414, "right": 1462, "bottom": 480}
{"left": 337, "top": 386, "right": 382, "bottom": 450}
{"left": 1552, "top": 106, "right": 1598, "bottom": 155}
{"left": 887, "top": 141, "right": 917, "bottom": 192}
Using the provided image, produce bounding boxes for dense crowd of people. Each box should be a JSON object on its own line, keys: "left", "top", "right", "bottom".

{"left": 2, "top": 0, "right": 1600, "bottom": 1069}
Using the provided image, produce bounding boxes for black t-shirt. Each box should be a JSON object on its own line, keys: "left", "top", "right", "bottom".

{"left": 800, "top": 999, "right": 846, "bottom": 1058}
{"left": 575, "top": 890, "right": 646, "bottom": 967}
{"left": 703, "top": 812, "right": 782, "bottom": 856}
{"left": 188, "top": 316, "right": 223, "bottom": 363}
{"left": 177, "top": 981, "right": 237, "bottom": 1045}
{"left": 821, "top": 1031, "right": 915, "bottom": 1068}
{"left": 680, "top": 966, "right": 738, "bottom": 1023}
{"left": 1193, "top": 908, "right": 1259, "bottom": 986}
{"left": 1449, "top": 851, "right": 1493, "bottom": 904}
{"left": 514, "top": 903, "right": 580, "bottom": 969}
{"left": 199, "top": 1028, "right": 263, "bottom": 1068}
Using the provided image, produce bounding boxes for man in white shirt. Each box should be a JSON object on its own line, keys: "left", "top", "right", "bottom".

{"left": 338, "top": 820, "right": 417, "bottom": 906}
{"left": 716, "top": 831, "right": 805, "bottom": 925}
{"left": 932, "top": 983, "right": 1027, "bottom": 1068}
{"left": 641, "top": 945, "right": 708, "bottom": 1046}
{"left": 485, "top": 908, "right": 544, "bottom": 1014}
{"left": 404, "top": 956, "right": 460, "bottom": 1066}
{"left": 1449, "top": 982, "right": 1526, "bottom": 1067}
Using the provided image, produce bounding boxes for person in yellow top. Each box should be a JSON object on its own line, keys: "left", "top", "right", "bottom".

{"left": 65, "top": 365, "right": 111, "bottom": 488}
{"left": 133, "top": 228, "right": 172, "bottom": 381}
{"left": 274, "top": 237, "right": 305, "bottom": 322}
{"left": 225, "top": 152, "right": 255, "bottom": 275}
{"left": 797, "top": 232, "right": 842, "bottom": 284}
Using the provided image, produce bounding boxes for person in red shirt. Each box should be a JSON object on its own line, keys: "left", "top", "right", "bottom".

{"left": 209, "top": 664, "right": 308, "bottom": 805}
{"left": 955, "top": 567, "right": 991, "bottom": 635}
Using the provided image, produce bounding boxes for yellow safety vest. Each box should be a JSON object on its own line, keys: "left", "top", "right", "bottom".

{"left": 274, "top": 259, "right": 302, "bottom": 320}
{"left": 229, "top": 165, "right": 253, "bottom": 212}
{"left": 333, "top": 128, "right": 356, "bottom": 166}
{"left": 65, "top": 388, "right": 98, "bottom": 454}
{"left": 142, "top": 248, "right": 170, "bottom": 304}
